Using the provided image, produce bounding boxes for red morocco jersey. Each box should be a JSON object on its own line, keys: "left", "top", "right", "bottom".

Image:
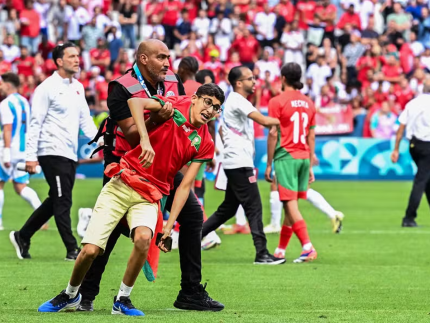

{"left": 122, "top": 95, "right": 215, "bottom": 196}
{"left": 268, "top": 90, "right": 316, "bottom": 160}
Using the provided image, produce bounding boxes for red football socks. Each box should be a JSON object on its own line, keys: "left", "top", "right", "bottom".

{"left": 278, "top": 225, "right": 293, "bottom": 250}
{"left": 292, "top": 220, "right": 311, "bottom": 247}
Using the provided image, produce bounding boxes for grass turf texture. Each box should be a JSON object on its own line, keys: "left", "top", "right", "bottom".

{"left": 0, "top": 179, "right": 430, "bottom": 322}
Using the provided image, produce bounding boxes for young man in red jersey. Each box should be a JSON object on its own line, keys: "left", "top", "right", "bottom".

{"left": 38, "top": 83, "right": 225, "bottom": 316}
{"left": 265, "top": 62, "right": 317, "bottom": 263}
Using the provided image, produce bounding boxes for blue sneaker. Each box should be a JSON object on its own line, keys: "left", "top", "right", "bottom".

{"left": 112, "top": 296, "right": 145, "bottom": 316}
{"left": 38, "top": 290, "right": 81, "bottom": 312}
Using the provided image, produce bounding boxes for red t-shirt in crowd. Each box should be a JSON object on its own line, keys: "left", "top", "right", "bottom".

{"left": 183, "top": 0, "right": 198, "bottom": 22}
{"left": 269, "top": 90, "right": 316, "bottom": 160}
{"left": 161, "top": 0, "right": 182, "bottom": 26}
{"left": 122, "top": 95, "right": 214, "bottom": 196}
{"left": 79, "top": 76, "right": 90, "bottom": 89}
{"left": 356, "top": 56, "right": 378, "bottom": 83}
{"left": 20, "top": 9, "right": 40, "bottom": 37}
{"left": 394, "top": 88, "right": 414, "bottom": 110}
{"left": 0, "top": 61, "right": 12, "bottom": 75}
{"left": 145, "top": 2, "right": 164, "bottom": 23}
{"left": 315, "top": 4, "right": 336, "bottom": 32}
{"left": 38, "top": 41, "right": 56, "bottom": 60}
{"left": 230, "top": 36, "right": 260, "bottom": 64}
{"left": 337, "top": 12, "right": 361, "bottom": 30}
{"left": 43, "top": 59, "right": 57, "bottom": 76}
{"left": 203, "top": 61, "right": 223, "bottom": 84}
{"left": 278, "top": 1, "right": 295, "bottom": 23}
{"left": 89, "top": 49, "right": 110, "bottom": 74}
{"left": 296, "top": 0, "right": 316, "bottom": 30}
{"left": 96, "top": 80, "right": 109, "bottom": 101}
{"left": 13, "top": 56, "right": 35, "bottom": 77}
{"left": 382, "top": 64, "right": 403, "bottom": 79}
{"left": 399, "top": 44, "right": 414, "bottom": 75}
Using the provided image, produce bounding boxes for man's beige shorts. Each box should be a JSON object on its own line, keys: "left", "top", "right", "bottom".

{"left": 81, "top": 176, "right": 158, "bottom": 252}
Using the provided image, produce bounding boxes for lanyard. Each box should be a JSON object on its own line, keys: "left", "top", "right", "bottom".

{"left": 133, "top": 63, "right": 163, "bottom": 97}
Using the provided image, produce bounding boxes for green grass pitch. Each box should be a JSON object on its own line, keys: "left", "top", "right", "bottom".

{"left": 0, "top": 179, "right": 430, "bottom": 322}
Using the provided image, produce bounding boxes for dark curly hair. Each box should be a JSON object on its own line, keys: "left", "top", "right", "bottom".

{"left": 195, "top": 83, "right": 225, "bottom": 105}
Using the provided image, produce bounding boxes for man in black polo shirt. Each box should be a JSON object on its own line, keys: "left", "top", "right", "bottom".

{"left": 77, "top": 40, "right": 224, "bottom": 312}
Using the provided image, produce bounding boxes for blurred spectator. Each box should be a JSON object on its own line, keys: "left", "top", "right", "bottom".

{"left": 90, "top": 38, "right": 110, "bottom": 75}
{"left": 38, "top": 35, "right": 55, "bottom": 60}
{"left": 2, "top": 8, "right": 20, "bottom": 44}
{"left": 342, "top": 30, "right": 365, "bottom": 83}
{"left": 145, "top": 0, "right": 164, "bottom": 25}
{"left": 387, "top": 2, "right": 411, "bottom": 40}
{"left": 273, "top": 5, "right": 286, "bottom": 43}
{"left": 65, "top": 0, "right": 91, "bottom": 44}
{"left": 95, "top": 69, "right": 112, "bottom": 111}
{"left": 183, "top": 0, "right": 198, "bottom": 22}
{"left": 93, "top": 5, "right": 112, "bottom": 33}
{"left": 210, "top": 10, "right": 232, "bottom": 61}
{"left": 360, "top": 0, "right": 375, "bottom": 30}
{"left": 315, "top": 84, "right": 334, "bottom": 108}
{"left": 361, "top": 16, "right": 379, "bottom": 44}
{"left": 142, "top": 14, "right": 165, "bottom": 41}
{"left": 255, "top": 47, "right": 280, "bottom": 81}
{"left": 0, "top": 50, "right": 12, "bottom": 75}
{"left": 370, "top": 102, "right": 398, "bottom": 138}
{"left": 410, "top": 31, "right": 424, "bottom": 57}
{"left": 318, "top": 37, "right": 337, "bottom": 72}
{"left": 418, "top": 7, "right": 430, "bottom": 48}
{"left": 81, "top": 16, "right": 104, "bottom": 51}
{"left": 395, "top": 76, "right": 415, "bottom": 110}
{"left": 178, "top": 56, "right": 200, "bottom": 94}
{"left": 406, "top": 0, "right": 425, "bottom": 22}
{"left": 281, "top": 20, "right": 305, "bottom": 67}
{"left": 34, "top": 0, "right": 50, "bottom": 38}
{"left": 230, "top": 28, "right": 259, "bottom": 69}
{"left": 162, "top": 0, "right": 183, "bottom": 49}
{"left": 254, "top": 3, "right": 276, "bottom": 48}
{"left": 337, "top": 4, "right": 361, "bottom": 31}
{"left": 181, "top": 31, "right": 203, "bottom": 57}
{"left": 203, "top": 49, "right": 223, "bottom": 83}
{"left": 174, "top": 9, "right": 192, "bottom": 45}
{"left": 1, "top": 34, "right": 20, "bottom": 63}
{"left": 296, "top": 0, "right": 317, "bottom": 31}
{"left": 108, "top": 25, "right": 123, "bottom": 69}
{"left": 119, "top": 0, "right": 137, "bottom": 49}
{"left": 52, "top": 0, "right": 69, "bottom": 41}
{"left": 13, "top": 45, "right": 35, "bottom": 78}
{"left": 306, "top": 53, "right": 332, "bottom": 98}
{"left": 193, "top": 9, "right": 210, "bottom": 43}
{"left": 314, "top": 0, "right": 337, "bottom": 44}
{"left": 20, "top": 0, "right": 41, "bottom": 55}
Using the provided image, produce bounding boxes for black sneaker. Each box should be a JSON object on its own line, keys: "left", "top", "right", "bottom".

{"left": 9, "top": 231, "right": 31, "bottom": 260}
{"left": 65, "top": 248, "right": 81, "bottom": 261}
{"left": 402, "top": 218, "right": 418, "bottom": 227}
{"left": 254, "top": 253, "right": 286, "bottom": 265}
{"left": 174, "top": 283, "right": 224, "bottom": 312}
{"left": 76, "top": 299, "right": 94, "bottom": 311}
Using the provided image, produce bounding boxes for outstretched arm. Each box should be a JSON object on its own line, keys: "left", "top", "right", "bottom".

{"left": 248, "top": 111, "right": 280, "bottom": 127}
{"left": 265, "top": 126, "right": 278, "bottom": 182}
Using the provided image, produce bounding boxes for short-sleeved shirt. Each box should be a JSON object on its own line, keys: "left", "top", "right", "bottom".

{"left": 268, "top": 90, "right": 316, "bottom": 160}
{"left": 398, "top": 94, "right": 430, "bottom": 141}
{"left": 0, "top": 93, "right": 31, "bottom": 161}
{"left": 221, "top": 92, "right": 258, "bottom": 169}
{"left": 122, "top": 95, "right": 215, "bottom": 195}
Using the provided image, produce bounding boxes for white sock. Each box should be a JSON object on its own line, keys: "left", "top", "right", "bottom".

{"left": 303, "top": 242, "right": 313, "bottom": 251}
{"left": 117, "top": 281, "right": 133, "bottom": 300}
{"left": 235, "top": 205, "right": 247, "bottom": 226}
{"left": 269, "top": 191, "right": 282, "bottom": 227}
{"left": 65, "top": 282, "right": 80, "bottom": 298}
{"left": 20, "top": 186, "right": 42, "bottom": 210}
{"left": 0, "top": 189, "right": 4, "bottom": 225}
{"left": 275, "top": 247, "right": 285, "bottom": 255}
{"left": 307, "top": 189, "right": 336, "bottom": 219}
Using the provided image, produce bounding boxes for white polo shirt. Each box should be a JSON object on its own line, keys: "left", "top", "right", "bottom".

{"left": 398, "top": 94, "right": 430, "bottom": 142}
{"left": 26, "top": 71, "right": 98, "bottom": 162}
{"left": 221, "top": 92, "right": 257, "bottom": 169}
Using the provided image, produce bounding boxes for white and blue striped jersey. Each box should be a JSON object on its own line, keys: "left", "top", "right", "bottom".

{"left": 0, "top": 93, "right": 31, "bottom": 161}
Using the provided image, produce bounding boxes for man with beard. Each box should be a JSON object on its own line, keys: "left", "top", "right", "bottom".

{"left": 76, "top": 39, "right": 224, "bottom": 312}
{"left": 201, "top": 66, "right": 285, "bottom": 265}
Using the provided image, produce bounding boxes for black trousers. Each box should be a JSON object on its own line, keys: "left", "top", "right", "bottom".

{"left": 405, "top": 138, "right": 430, "bottom": 220}
{"left": 79, "top": 167, "right": 204, "bottom": 301}
{"left": 20, "top": 155, "right": 78, "bottom": 252}
{"left": 202, "top": 167, "right": 268, "bottom": 257}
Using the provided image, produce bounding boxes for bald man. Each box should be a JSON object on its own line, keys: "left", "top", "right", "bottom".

{"left": 78, "top": 40, "right": 224, "bottom": 312}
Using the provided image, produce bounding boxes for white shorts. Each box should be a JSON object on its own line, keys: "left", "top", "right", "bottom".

{"left": 0, "top": 159, "right": 29, "bottom": 184}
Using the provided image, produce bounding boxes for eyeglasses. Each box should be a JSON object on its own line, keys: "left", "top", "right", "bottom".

{"left": 238, "top": 76, "right": 255, "bottom": 82}
{"left": 198, "top": 96, "right": 222, "bottom": 113}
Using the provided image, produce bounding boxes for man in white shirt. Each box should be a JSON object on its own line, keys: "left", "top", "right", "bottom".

{"left": 0, "top": 73, "right": 42, "bottom": 231}
{"left": 192, "top": 9, "right": 210, "bottom": 43}
{"left": 201, "top": 66, "right": 285, "bottom": 265}
{"left": 9, "top": 43, "right": 97, "bottom": 261}
{"left": 0, "top": 35, "right": 20, "bottom": 63}
{"left": 255, "top": 47, "right": 280, "bottom": 82}
{"left": 254, "top": 3, "right": 277, "bottom": 48}
{"left": 65, "top": 0, "right": 91, "bottom": 43}
{"left": 391, "top": 80, "right": 430, "bottom": 227}
{"left": 306, "top": 54, "right": 332, "bottom": 99}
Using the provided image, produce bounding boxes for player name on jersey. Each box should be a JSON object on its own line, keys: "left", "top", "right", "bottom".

{"left": 291, "top": 100, "right": 309, "bottom": 108}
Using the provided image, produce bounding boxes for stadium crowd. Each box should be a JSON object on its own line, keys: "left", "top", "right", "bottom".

{"left": 0, "top": 0, "right": 425, "bottom": 139}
